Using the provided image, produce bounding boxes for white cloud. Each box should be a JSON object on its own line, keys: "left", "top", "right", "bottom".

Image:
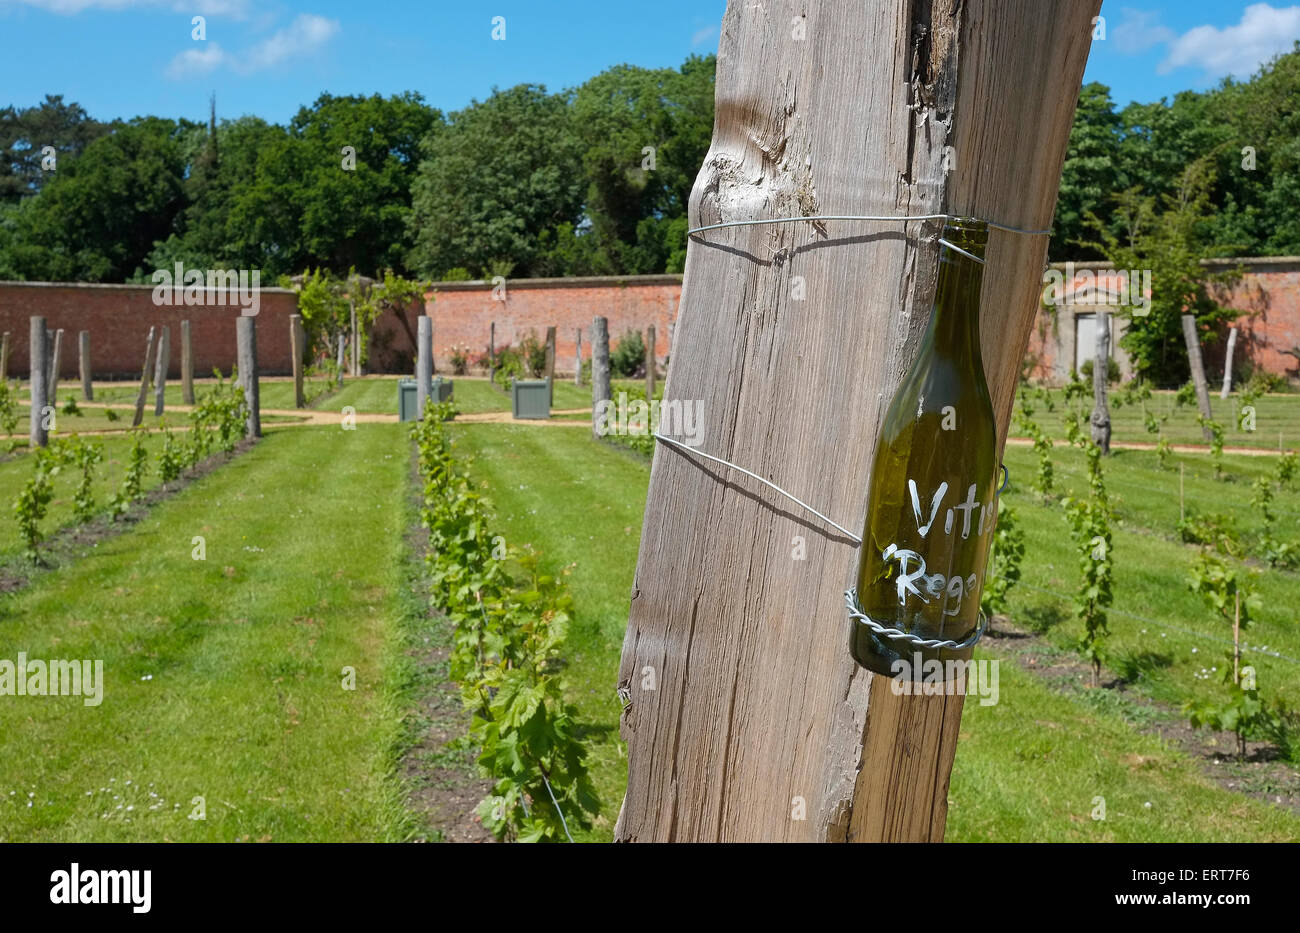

{"left": 164, "top": 42, "right": 226, "bottom": 79}
{"left": 9, "top": 0, "right": 251, "bottom": 15}
{"left": 1159, "top": 3, "right": 1300, "bottom": 78}
{"left": 1112, "top": 8, "right": 1175, "bottom": 54}
{"left": 163, "top": 13, "right": 339, "bottom": 79}
{"left": 238, "top": 14, "right": 339, "bottom": 73}
{"left": 691, "top": 25, "right": 718, "bottom": 47}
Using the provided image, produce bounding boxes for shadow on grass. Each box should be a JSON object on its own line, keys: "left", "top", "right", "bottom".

{"left": 572, "top": 721, "right": 617, "bottom": 743}
{"left": 1019, "top": 599, "right": 1067, "bottom": 635}
{"left": 1112, "top": 649, "right": 1174, "bottom": 685}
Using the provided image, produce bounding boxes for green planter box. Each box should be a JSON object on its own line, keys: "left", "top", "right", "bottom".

{"left": 401, "top": 378, "right": 454, "bottom": 421}
{"left": 430, "top": 377, "right": 454, "bottom": 403}
{"left": 398, "top": 378, "right": 418, "bottom": 422}
{"left": 511, "top": 379, "right": 551, "bottom": 419}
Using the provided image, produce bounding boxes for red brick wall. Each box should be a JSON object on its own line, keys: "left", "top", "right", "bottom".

{"left": 0, "top": 282, "right": 299, "bottom": 378}
{"left": 370, "top": 275, "right": 683, "bottom": 373}
{"left": 1205, "top": 259, "right": 1300, "bottom": 380}
{"left": 1023, "top": 258, "right": 1300, "bottom": 385}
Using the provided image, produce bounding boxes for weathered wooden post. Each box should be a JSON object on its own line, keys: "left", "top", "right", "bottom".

{"left": 1090, "top": 309, "right": 1111, "bottom": 454}
{"left": 350, "top": 298, "right": 358, "bottom": 377}
{"left": 614, "top": 0, "right": 1100, "bottom": 843}
{"left": 1182, "top": 313, "right": 1214, "bottom": 441}
{"left": 132, "top": 327, "right": 157, "bottom": 428}
{"left": 290, "top": 314, "right": 306, "bottom": 408}
{"left": 644, "top": 325, "right": 656, "bottom": 398}
{"left": 489, "top": 321, "right": 496, "bottom": 383}
{"left": 47, "top": 328, "right": 63, "bottom": 403}
{"left": 0, "top": 331, "right": 10, "bottom": 382}
{"left": 153, "top": 325, "right": 170, "bottom": 416}
{"left": 236, "top": 316, "right": 260, "bottom": 438}
{"left": 417, "top": 315, "right": 433, "bottom": 417}
{"left": 592, "top": 316, "right": 611, "bottom": 440}
{"left": 544, "top": 325, "right": 557, "bottom": 403}
{"left": 1220, "top": 326, "right": 1238, "bottom": 399}
{"left": 574, "top": 328, "right": 583, "bottom": 385}
{"left": 336, "top": 333, "right": 345, "bottom": 387}
{"left": 29, "top": 317, "right": 48, "bottom": 448}
{"left": 79, "top": 331, "right": 93, "bottom": 401}
{"left": 181, "top": 321, "right": 195, "bottom": 405}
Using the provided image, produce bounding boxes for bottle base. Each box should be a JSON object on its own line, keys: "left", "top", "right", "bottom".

{"left": 849, "top": 624, "right": 976, "bottom": 682}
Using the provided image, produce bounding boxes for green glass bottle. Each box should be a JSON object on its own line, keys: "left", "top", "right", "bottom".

{"left": 850, "top": 218, "right": 999, "bottom": 679}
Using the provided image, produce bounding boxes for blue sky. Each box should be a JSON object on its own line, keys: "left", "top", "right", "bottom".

{"left": 0, "top": 1, "right": 1296, "bottom": 124}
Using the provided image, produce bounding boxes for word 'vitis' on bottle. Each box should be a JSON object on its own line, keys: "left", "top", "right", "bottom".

{"left": 850, "top": 218, "right": 999, "bottom": 680}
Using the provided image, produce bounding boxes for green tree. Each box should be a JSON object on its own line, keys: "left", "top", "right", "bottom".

{"left": 1083, "top": 158, "right": 1243, "bottom": 386}
{"left": 1051, "top": 83, "right": 1121, "bottom": 260}
{"left": 408, "top": 85, "right": 583, "bottom": 279}
{"left": 0, "top": 94, "right": 109, "bottom": 204}
{"left": 2, "top": 116, "right": 189, "bottom": 281}
{"left": 1205, "top": 42, "right": 1300, "bottom": 255}
{"left": 149, "top": 94, "right": 439, "bottom": 279}
{"left": 554, "top": 55, "right": 715, "bottom": 275}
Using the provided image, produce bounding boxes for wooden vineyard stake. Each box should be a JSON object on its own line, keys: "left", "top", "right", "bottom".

{"left": 153, "top": 325, "right": 170, "bottom": 417}
{"left": 1182, "top": 314, "right": 1214, "bottom": 441}
{"left": 645, "top": 325, "right": 656, "bottom": 399}
{"left": 132, "top": 327, "right": 157, "bottom": 428}
{"left": 237, "top": 317, "right": 260, "bottom": 438}
{"left": 592, "top": 317, "right": 610, "bottom": 441}
{"left": 544, "top": 325, "right": 557, "bottom": 404}
{"left": 29, "top": 317, "right": 48, "bottom": 448}
{"left": 614, "top": 0, "right": 1101, "bottom": 842}
{"left": 80, "top": 330, "right": 93, "bottom": 401}
{"left": 182, "top": 321, "right": 196, "bottom": 405}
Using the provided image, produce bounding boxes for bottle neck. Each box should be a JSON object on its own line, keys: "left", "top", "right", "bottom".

{"left": 926, "top": 247, "right": 984, "bottom": 359}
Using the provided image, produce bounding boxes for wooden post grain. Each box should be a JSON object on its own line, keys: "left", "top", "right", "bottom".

{"left": 1090, "top": 310, "right": 1111, "bottom": 454}
{"left": 613, "top": 0, "right": 1101, "bottom": 843}
{"left": 0, "top": 331, "right": 10, "bottom": 382}
{"left": 29, "top": 317, "right": 48, "bottom": 448}
{"left": 47, "top": 328, "right": 63, "bottom": 403}
{"left": 237, "top": 317, "right": 260, "bottom": 438}
{"left": 79, "top": 330, "right": 93, "bottom": 401}
{"left": 644, "top": 325, "right": 656, "bottom": 398}
{"left": 290, "top": 314, "right": 306, "bottom": 408}
{"left": 181, "top": 321, "right": 195, "bottom": 405}
{"left": 592, "top": 316, "right": 611, "bottom": 441}
{"left": 132, "top": 327, "right": 157, "bottom": 428}
{"left": 1182, "top": 313, "right": 1214, "bottom": 441}
{"left": 1220, "top": 326, "right": 1237, "bottom": 399}
{"left": 153, "top": 325, "right": 170, "bottom": 416}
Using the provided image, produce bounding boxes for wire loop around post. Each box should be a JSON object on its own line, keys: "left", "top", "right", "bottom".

{"left": 686, "top": 212, "right": 1051, "bottom": 238}
{"left": 844, "top": 587, "right": 988, "bottom": 651}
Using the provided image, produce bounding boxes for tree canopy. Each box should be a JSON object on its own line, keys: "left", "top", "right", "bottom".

{"left": 2, "top": 44, "right": 1299, "bottom": 285}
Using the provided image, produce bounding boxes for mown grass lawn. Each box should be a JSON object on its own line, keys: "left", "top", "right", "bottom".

{"left": 999, "top": 442, "right": 1300, "bottom": 711}
{"left": 0, "top": 431, "right": 176, "bottom": 562}
{"left": 449, "top": 424, "right": 646, "bottom": 841}
{"left": 0, "top": 422, "right": 415, "bottom": 841}
{"left": 451, "top": 376, "right": 613, "bottom": 415}
{"left": 24, "top": 373, "right": 334, "bottom": 412}
{"left": 1019, "top": 387, "right": 1300, "bottom": 450}
{"left": 948, "top": 652, "right": 1300, "bottom": 841}
{"left": 447, "top": 420, "right": 1300, "bottom": 842}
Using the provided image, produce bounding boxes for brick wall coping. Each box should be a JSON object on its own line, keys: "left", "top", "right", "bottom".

{"left": 0, "top": 280, "right": 296, "bottom": 295}
{"left": 7, "top": 259, "right": 1297, "bottom": 295}
{"left": 426, "top": 274, "right": 684, "bottom": 293}
{"left": 1047, "top": 257, "right": 1300, "bottom": 272}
